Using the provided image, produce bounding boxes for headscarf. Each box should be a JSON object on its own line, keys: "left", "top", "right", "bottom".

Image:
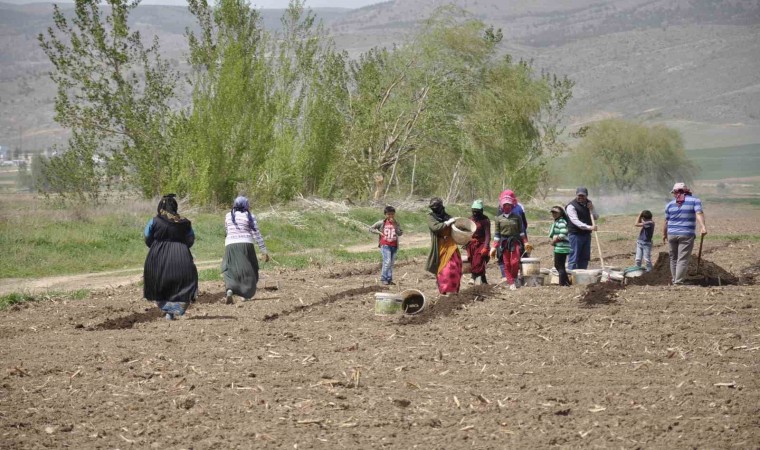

{"left": 429, "top": 197, "right": 450, "bottom": 222}
{"left": 671, "top": 183, "right": 692, "bottom": 206}
{"left": 231, "top": 196, "right": 255, "bottom": 228}
{"left": 500, "top": 189, "right": 519, "bottom": 205}
{"left": 499, "top": 191, "right": 516, "bottom": 214}
{"left": 157, "top": 194, "right": 183, "bottom": 222}
{"left": 471, "top": 199, "right": 484, "bottom": 219}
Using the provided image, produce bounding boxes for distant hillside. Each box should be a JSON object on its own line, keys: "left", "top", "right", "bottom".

{"left": 0, "top": 0, "right": 758, "bottom": 153}
{"left": 328, "top": 0, "right": 760, "bottom": 148}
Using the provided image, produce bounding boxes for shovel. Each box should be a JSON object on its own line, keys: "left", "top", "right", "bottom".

{"left": 696, "top": 234, "right": 705, "bottom": 272}
{"left": 590, "top": 213, "right": 605, "bottom": 270}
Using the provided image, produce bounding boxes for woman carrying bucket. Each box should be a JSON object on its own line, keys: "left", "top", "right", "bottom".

{"left": 425, "top": 197, "right": 462, "bottom": 295}
{"left": 466, "top": 199, "right": 491, "bottom": 285}
{"left": 490, "top": 193, "right": 531, "bottom": 291}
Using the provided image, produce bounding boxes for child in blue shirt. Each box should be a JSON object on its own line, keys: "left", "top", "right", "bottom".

{"left": 634, "top": 210, "right": 655, "bottom": 271}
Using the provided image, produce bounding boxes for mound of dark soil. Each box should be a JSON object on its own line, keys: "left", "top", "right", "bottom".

{"left": 88, "top": 291, "right": 227, "bottom": 330}
{"left": 263, "top": 285, "right": 385, "bottom": 321}
{"left": 579, "top": 282, "right": 624, "bottom": 307}
{"left": 196, "top": 291, "right": 226, "bottom": 304}
{"left": 740, "top": 261, "right": 760, "bottom": 285}
{"left": 400, "top": 284, "right": 493, "bottom": 325}
{"left": 89, "top": 308, "right": 162, "bottom": 330}
{"left": 630, "top": 252, "right": 739, "bottom": 286}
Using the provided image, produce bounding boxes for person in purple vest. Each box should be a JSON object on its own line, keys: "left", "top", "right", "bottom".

{"left": 662, "top": 182, "right": 707, "bottom": 285}
{"left": 565, "top": 187, "right": 598, "bottom": 270}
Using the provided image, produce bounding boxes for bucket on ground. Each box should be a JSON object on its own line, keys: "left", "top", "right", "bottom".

{"left": 623, "top": 266, "right": 644, "bottom": 278}
{"left": 520, "top": 257, "right": 541, "bottom": 276}
{"left": 572, "top": 269, "right": 602, "bottom": 285}
{"left": 374, "top": 292, "right": 402, "bottom": 315}
{"left": 451, "top": 218, "right": 477, "bottom": 245}
{"left": 400, "top": 289, "right": 426, "bottom": 315}
{"left": 522, "top": 275, "right": 545, "bottom": 287}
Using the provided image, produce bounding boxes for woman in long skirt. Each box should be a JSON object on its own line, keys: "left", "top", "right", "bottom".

{"left": 143, "top": 194, "right": 198, "bottom": 320}
{"left": 222, "top": 196, "right": 270, "bottom": 303}
{"left": 425, "top": 197, "right": 462, "bottom": 295}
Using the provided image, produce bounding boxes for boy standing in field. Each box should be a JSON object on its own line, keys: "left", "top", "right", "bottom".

{"left": 369, "top": 206, "right": 403, "bottom": 286}
{"left": 634, "top": 210, "right": 655, "bottom": 272}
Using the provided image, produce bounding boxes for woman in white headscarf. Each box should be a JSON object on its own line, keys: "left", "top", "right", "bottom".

{"left": 222, "top": 196, "right": 270, "bottom": 303}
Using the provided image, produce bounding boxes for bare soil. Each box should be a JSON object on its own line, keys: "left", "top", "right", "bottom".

{"left": 1, "top": 205, "right": 759, "bottom": 449}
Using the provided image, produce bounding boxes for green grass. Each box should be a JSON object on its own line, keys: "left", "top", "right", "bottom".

{"left": 0, "top": 200, "right": 441, "bottom": 279}
{"left": 687, "top": 143, "right": 760, "bottom": 180}
{"left": 0, "top": 195, "right": 659, "bottom": 280}
{"left": 0, "top": 289, "right": 89, "bottom": 310}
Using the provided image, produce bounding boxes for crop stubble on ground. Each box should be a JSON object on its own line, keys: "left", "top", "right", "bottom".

{"left": 0, "top": 205, "right": 759, "bottom": 448}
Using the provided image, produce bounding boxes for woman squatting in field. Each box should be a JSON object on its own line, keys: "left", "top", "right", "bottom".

{"left": 143, "top": 194, "right": 198, "bottom": 320}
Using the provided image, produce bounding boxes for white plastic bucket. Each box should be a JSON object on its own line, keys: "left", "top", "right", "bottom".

{"left": 572, "top": 269, "right": 602, "bottom": 285}
{"left": 522, "top": 275, "right": 545, "bottom": 287}
{"left": 520, "top": 257, "right": 541, "bottom": 276}
{"left": 400, "top": 289, "right": 426, "bottom": 315}
{"left": 451, "top": 218, "right": 477, "bottom": 245}
{"left": 374, "top": 292, "right": 402, "bottom": 315}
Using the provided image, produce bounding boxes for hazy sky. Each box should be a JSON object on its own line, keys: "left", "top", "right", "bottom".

{"left": 7, "top": 0, "right": 384, "bottom": 7}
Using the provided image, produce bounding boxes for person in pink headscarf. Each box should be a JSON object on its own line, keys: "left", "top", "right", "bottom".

{"left": 496, "top": 190, "right": 531, "bottom": 281}
{"left": 490, "top": 193, "right": 531, "bottom": 290}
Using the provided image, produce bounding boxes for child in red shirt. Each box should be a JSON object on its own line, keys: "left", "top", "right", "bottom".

{"left": 369, "top": 206, "right": 404, "bottom": 285}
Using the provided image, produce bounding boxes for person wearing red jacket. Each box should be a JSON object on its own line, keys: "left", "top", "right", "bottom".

{"left": 466, "top": 199, "right": 491, "bottom": 285}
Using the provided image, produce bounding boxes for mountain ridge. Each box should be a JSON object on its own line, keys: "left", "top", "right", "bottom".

{"left": 0, "top": 0, "right": 758, "bottom": 152}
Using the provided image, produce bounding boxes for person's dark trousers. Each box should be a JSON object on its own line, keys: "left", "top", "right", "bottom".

{"left": 568, "top": 233, "right": 591, "bottom": 270}
{"left": 554, "top": 252, "right": 571, "bottom": 286}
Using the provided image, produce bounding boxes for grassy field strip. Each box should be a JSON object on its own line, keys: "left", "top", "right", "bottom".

{"left": 687, "top": 143, "right": 760, "bottom": 180}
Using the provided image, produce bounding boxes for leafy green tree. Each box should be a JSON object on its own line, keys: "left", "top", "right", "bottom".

{"left": 38, "top": 0, "right": 179, "bottom": 199}
{"left": 169, "top": 0, "right": 346, "bottom": 205}
{"left": 38, "top": 131, "right": 101, "bottom": 200}
{"left": 572, "top": 119, "right": 697, "bottom": 192}
{"left": 337, "top": 7, "right": 572, "bottom": 202}
{"left": 339, "top": 8, "right": 494, "bottom": 201}
{"left": 168, "top": 0, "right": 273, "bottom": 205}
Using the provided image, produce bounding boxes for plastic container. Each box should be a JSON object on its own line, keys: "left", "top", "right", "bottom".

{"left": 520, "top": 257, "right": 541, "bottom": 276}
{"left": 572, "top": 269, "right": 602, "bottom": 285}
{"left": 522, "top": 275, "right": 545, "bottom": 287}
{"left": 374, "top": 292, "right": 402, "bottom": 315}
{"left": 548, "top": 268, "right": 560, "bottom": 285}
{"left": 400, "top": 289, "right": 426, "bottom": 315}
{"left": 601, "top": 270, "right": 625, "bottom": 282}
{"left": 623, "top": 266, "right": 644, "bottom": 278}
{"left": 451, "top": 218, "right": 477, "bottom": 245}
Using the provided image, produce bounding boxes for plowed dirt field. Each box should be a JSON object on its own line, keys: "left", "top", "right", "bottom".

{"left": 1, "top": 206, "right": 759, "bottom": 449}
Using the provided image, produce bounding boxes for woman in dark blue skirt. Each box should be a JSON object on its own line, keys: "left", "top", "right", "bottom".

{"left": 143, "top": 194, "right": 198, "bottom": 320}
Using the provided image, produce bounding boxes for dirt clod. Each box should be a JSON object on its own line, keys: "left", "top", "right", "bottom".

{"left": 579, "top": 283, "right": 624, "bottom": 307}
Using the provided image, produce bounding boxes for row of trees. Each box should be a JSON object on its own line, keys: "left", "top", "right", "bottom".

{"left": 37, "top": 0, "right": 574, "bottom": 205}
{"left": 36, "top": 0, "right": 694, "bottom": 206}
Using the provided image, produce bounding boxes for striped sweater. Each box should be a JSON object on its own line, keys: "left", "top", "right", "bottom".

{"left": 548, "top": 218, "right": 571, "bottom": 254}
{"left": 224, "top": 211, "right": 267, "bottom": 253}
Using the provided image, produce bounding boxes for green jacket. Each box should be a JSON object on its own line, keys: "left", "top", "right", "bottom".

{"left": 549, "top": 218, "right": 571, "bottom": 254}
{"left": 425, "top": 212, "right": 450, "bottom": 274}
